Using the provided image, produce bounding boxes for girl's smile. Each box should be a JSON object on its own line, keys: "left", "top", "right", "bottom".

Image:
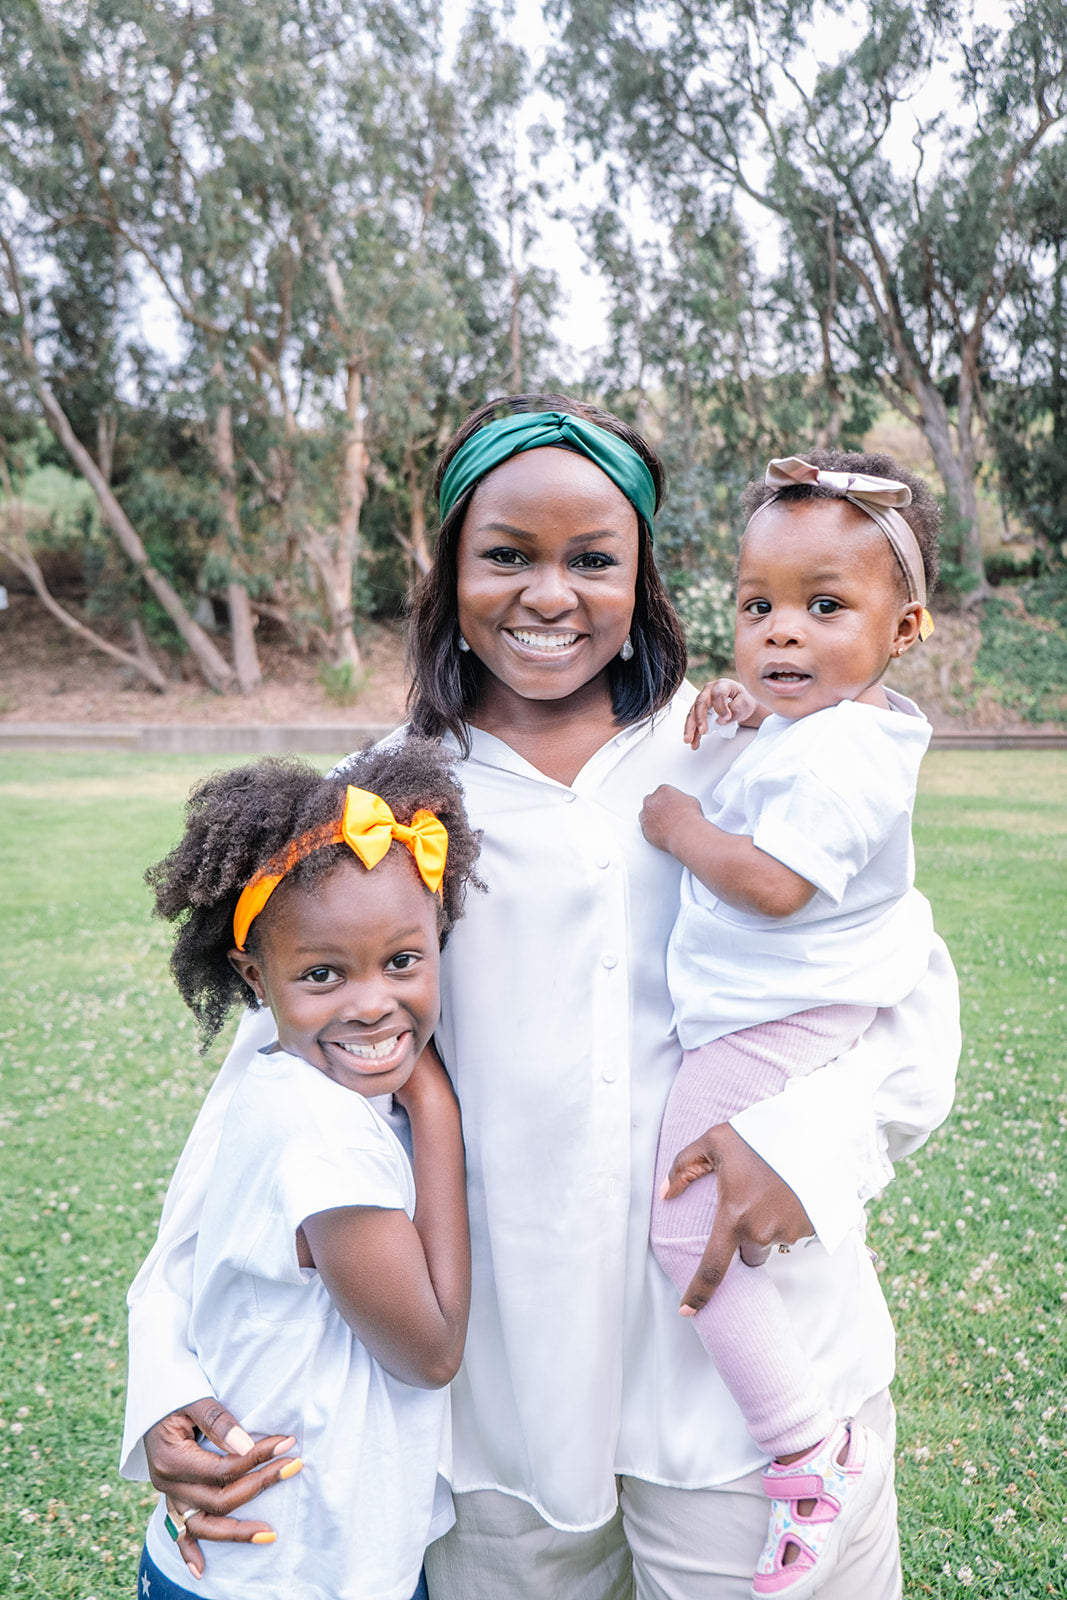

{"left": 456, "top": 447, "right": 639, "bottom": 719}
{"left": 735, "top": 498, "right": 922, "bottom": 720}
{"left": 229, "top": 853, "right": 441, "bottom": 1099}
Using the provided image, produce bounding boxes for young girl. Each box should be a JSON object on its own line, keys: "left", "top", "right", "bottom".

{"left": 641, "top": 452, "right": 948, "bottom": 1600}
{"left": 132, "top": 737, "right": 481, "bottom": 1600}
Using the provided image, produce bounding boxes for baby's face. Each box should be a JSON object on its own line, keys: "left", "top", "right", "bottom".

{"left": 232, "top": 852, "right": 441, "bottom": 1098}
{"left": 734, "top": 498, "right": 919, "bottom": 720}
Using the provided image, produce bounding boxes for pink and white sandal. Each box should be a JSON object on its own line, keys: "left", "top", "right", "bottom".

{"left": 751, "top": 1418, "right": 889, "bottom": 1599}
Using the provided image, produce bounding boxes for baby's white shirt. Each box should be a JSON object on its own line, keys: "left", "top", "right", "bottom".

{"left": 145, "top": 1047, "right": 452, "bottom": 1600}
{"left": 667, "top": 690, "right": 933, "bottom": 1050}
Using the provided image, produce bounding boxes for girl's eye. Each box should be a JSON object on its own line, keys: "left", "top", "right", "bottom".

{"left": 742, "top": 598, "right": 771, "bottom": 615}
{"left": 810, "top": 597, "right": 842, "bottom": 616}
{"left": 303, "top": 966, "right": 338, "bottom": 985}
{"left": 387, "top": 952, "right": 421, "bottom": 973}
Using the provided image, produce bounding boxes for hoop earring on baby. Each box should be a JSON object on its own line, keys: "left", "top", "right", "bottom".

{"left": 458, "top": 634, "right": 471, "bottom": 653}
{"left": 619, "top": 635, "right": 634, "bottom": 662}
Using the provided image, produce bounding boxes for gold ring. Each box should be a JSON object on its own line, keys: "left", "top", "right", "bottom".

{"left": 164, "top": 1511, "right": 187, "bottom": 1542}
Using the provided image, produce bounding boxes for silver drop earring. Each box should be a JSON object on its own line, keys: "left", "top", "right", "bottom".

{"left": 619, "top": 635, "right": 634, "bottom": 662}
{"left": 458, "top": 634, "right": 471, "bottom": 653}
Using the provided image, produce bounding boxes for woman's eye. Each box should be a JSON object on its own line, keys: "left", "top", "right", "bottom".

{"left": 810, "top": 597, "right": 841, "bottom": 616}
{"left": 572, "top": 551, "right": 616, "bottom": 570}
{"left": 485, "top": 547, "right": 527, "bottom": 567}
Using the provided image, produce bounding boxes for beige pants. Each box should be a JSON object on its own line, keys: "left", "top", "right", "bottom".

{"left": 425, "top": 1391, "right": 901, "bottom": 1600}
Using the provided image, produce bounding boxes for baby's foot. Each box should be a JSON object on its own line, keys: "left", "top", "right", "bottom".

{"left": 751, "top": 1419, "right": 889, "bottom": 1599}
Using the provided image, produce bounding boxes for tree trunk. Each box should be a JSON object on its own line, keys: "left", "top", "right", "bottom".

{"left": 212, "top": 382, "right": 263, "bottom": 694}
{"left": 0, "top": 528, "right": 169, "bottom": 692}
{"left": 321, "top": 358, "right": 368, "bottom": 671}
{"left": 908, "top": 371, "right": 989, "bottom": 602}
{"left": 36, "top": 380, "right": 236, "bottom": 691}
{"left": 403, "top": 439, "right": 433, "bottom": 581}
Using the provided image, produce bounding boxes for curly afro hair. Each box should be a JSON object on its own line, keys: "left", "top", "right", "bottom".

{"left": 146, "top": 735, "right": 483, "bottom": 1047}
{"left": 741, "top": 450, "right": 941, "bottom": 598}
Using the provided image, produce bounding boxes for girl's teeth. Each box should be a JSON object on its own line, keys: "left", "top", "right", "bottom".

{"left": 510, "top": 630, "right": 580, "bottom": 651}
{"left": 336, "top": 1036, "right": 399, "bottom": 1061}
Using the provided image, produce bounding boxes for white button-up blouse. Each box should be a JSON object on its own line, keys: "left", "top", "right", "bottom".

{"left": 122, "top": 685, "right": 960, "bottom": 1532}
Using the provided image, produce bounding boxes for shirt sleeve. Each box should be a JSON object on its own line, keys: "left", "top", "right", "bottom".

{"left": 119, "top": 1004, "right": 276, "bottom": 1480}
{"left": 730, "top": 934, "right": 959, "bottom": 1252}
{"left": 748, "top": 767, "right": 883, "bottom": 904}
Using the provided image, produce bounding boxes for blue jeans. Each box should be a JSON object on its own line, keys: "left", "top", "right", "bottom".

{"left": 138, "top": 1543, "right": 430, "bottom": 1600}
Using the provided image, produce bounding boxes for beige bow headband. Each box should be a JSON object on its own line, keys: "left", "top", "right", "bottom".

{"left": 755, "top": 457, "right": 934, "bottom": 640}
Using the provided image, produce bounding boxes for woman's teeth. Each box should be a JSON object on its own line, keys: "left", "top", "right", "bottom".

{"left": 335, "top": 1036, "right": 400, "bottom": 1061}
{"left": 509, "top": 630, "right": 580, "bottom": 651}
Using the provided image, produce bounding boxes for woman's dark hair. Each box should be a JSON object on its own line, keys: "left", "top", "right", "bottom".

{"left": 407, "top": 393, "right": 688, "bottom": 751}
{"left": 741, "top": 450, "right": 942, "bottom": 595}
{"left": 146, "top": 737, "right": 482, "bottom": 1047}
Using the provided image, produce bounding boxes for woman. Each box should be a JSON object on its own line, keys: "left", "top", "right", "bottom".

{"left": 123, "top": 396, "right": 959, "bottom": 1599}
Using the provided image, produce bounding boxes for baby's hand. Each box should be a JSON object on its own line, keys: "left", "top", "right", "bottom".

{"left": 640, "top": 784, "right": 704, "bottom": 857}
{"left": 684, "top": 678, "right": 761, "bottom": 750}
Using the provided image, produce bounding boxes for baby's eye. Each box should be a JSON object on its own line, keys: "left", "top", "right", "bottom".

{"left": 809, "top": 597, "right": 842, "bottom": 616}
{"left": 303, "top": 966, "right": 338, "bottom": 985}
{"left": 742, "top": 598, "right": 771, "bottom": 615}
{"left": 387, "top": 952, "right": 421, "bottom": 973}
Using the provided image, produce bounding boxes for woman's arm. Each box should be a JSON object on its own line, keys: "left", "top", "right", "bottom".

{"left": 301, "top": 1048, "right": 470, "bottom": 1389}
{"left": 660, "top": 934, "right": 960, "bottom": 1308}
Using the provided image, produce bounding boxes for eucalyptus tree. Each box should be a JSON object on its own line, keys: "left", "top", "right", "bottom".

{"left": 545, "top": 0, "right": 1067, "bottom": 600}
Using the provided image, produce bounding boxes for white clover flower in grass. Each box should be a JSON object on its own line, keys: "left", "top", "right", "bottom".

{"left": 957, "top": 1566, "right": 975, "bottom": 1586}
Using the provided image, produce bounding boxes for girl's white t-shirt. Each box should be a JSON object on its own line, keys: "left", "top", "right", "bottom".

{"left": 144, "top": 1048, "right": 452, "bottom": 1600}
{"left": 668, "top": 691, "right": 934, "bottom": 1049}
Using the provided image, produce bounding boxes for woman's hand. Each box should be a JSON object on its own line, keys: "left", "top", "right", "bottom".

{"left": 684, "top": 679, "right": 763, "bottom": 750}
{"left": 145, "top": 1398, "right": 302, "bottom": 1579}
{"left": 659, "top": 1123, "right": 814, "bottom": 1314}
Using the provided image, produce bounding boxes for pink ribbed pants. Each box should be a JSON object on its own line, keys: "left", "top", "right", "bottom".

{"left": 650, "top": 1004, "right": 876, "bottom": 1457}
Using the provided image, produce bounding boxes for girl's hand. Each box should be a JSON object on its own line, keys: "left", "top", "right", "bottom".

{"left": 684, "top": 679, "right": 763, "bottom": 749}
{"left": 640, "top": 784, "right": 704, "bottom": 857}
{"left": 144, "top": 1398, "right": 302, "bottom": 1579}
{"left": 659, "top": 1124, "right": 814, "bottom": 1314}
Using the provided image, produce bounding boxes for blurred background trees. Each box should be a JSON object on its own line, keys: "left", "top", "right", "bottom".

{"left": 1, "top": 0, "right": 1064, "bottom": 692}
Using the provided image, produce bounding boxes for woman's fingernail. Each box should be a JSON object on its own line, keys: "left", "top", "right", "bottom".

{"left": 252, "top": 1532, "right": 277, "bottom": 1545}
{"left": 278, "top": 1457, "right": 304, "bottom": 1480}
{"left": 679, "top": 1305, "right": 696, "bottom": 1317}
{"left": 224, "top": 1425, "right": 256, "bottom": 1455}
{"left": 271, "top": 1436, "right": 297, "bottom": 1457}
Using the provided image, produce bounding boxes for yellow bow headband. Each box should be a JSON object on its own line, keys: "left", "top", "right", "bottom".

{"left": 757, "top": 457, "right": 935, "bottom": 641}
{"left": 232, "top": 787, "right": 449, "bottom": 952}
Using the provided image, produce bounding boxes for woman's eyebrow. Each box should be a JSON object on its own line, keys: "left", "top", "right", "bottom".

{"left": 476, "top": 521, "right": 624, "bottom": 540}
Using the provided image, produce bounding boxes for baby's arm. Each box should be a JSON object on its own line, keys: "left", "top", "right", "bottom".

{"left": 684, "top": 678, "right": 766, "bottom": 750}
{"left": 301, "top": 1045, "right": 470, "bottom": 1390}
{"left": 640, "top": 785, "right": 815, "bottom": 917}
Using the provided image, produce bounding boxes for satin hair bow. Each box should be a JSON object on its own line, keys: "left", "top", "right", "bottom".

{"left": 232, "top": 786, "right": 449, "bottom": 952}
{"left": 763, "top": 457, "right": 935, "bottom": 640}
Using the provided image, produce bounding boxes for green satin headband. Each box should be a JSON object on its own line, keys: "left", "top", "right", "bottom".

{"left": 437, "top": 410, "right": 657, "bottom": 538}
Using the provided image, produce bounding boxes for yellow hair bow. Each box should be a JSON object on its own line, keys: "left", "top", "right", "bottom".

{"left": 232, "top": 786, "right": 448, "bottom": 952}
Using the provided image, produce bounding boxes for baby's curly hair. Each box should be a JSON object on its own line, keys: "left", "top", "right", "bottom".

{"left": 146, "top": 736, "right": 482, "bottom": 1047}
{"left": 741, "top": 450, "right": 941, "bottom": 596}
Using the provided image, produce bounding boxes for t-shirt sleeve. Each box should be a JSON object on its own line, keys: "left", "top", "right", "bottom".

{"left": 748, "top": 766, "right": 879, "bottom": 903}
{"left": 241, "top": 1127, "right": 412, "bottom": 1286}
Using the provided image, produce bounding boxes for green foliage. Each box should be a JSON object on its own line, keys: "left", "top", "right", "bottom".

{"left": 317, "top": 660, "right": 373, "bottom": 705}
{"left": 1, "top": 748, "right": 1065, "bottom": 1599}
{"left": 973, "top": 581, "right": 1067, "bottom": 723}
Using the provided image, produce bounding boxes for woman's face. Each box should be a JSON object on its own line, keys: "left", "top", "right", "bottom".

{"left": 456, "top": 447, "right": 640, "bottom": 715}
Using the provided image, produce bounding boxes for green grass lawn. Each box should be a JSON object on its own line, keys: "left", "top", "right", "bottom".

{"left": 1, "top": 748, "right": 1065, "bottom": 1599}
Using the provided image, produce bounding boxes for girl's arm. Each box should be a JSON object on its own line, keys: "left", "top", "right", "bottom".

{"left": 640, "top": 784, "right": 815, "bottom": 917}
{"left": 300, "top": 1046, "right": 470, "bottom": 1390}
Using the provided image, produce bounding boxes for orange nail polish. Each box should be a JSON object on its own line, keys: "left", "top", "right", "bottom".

{"left": 251, "top": 1531, "right": 277, "bottom": 1545}
{"left": 279, "top": 1457, "right": 304, "bottom": 1480}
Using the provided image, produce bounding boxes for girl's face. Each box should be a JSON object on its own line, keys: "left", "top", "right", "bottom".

{"left": 735, "top": 498, "right": 922, "bottom": 719}
{"left": 456, "top": 447, "right": 640, "bottom": 720}
{"left": 230, "top": 853, "right": 441, "bottom": 1098}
